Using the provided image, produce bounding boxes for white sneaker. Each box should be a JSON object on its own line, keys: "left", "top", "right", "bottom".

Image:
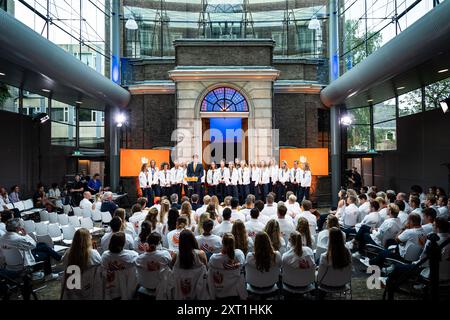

{"left": 31, "top": 272, "right": 45, "bottom": 281}
{"left": 359, "top": 257, "right": 371, "bottom": 268}
{"left": 413, "top": 283, "right": 425, "bottom": 291}
{"left": 44, "top": 273, "right": 59, "bottom": 281}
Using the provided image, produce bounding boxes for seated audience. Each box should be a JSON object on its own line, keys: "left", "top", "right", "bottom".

{"left": 196, "top": 219, "right": 222, "bottom": 258}
{"left": 79, "top": 191, "right": 95, "bottom": 211}
{"left": 437, "top": 195, "right": 448, "bottom": 219}
{"left": 87, "top": 173, "right": 102, "bottom": 194}
{"left": 61, "top": 228, "right": 102, "bottom": 299}
{"left": 294, "top": 200, "right": 317, "bottom": 237}
{"left": 230, "top": 197, "right": 245, "bottom": 222}
{"left": 358, "top": 194, "right": 370, "bottom": 222}
{"left": 0, "top": 218, "right": 61, "bottom": 280}
{"left": 134, "top": 221, "right": 152, "bottom": 254}
{"left": 101, "top": 217, "right": 134, "bottom": 253}
{"left": 264, "top": 219, "right": 286, "bottom": 254}
{"left": 396, "top": 200, "right": 408, "bottom": 226}
{"left": 212, "top": 208, "right": 233, "bottom": 237}
{"left": 295, "top": 217, "right": 314, "bottom": 249}
{"left": 100, "top": 192, "right": 118, "bottom": 215}
{"left": 9, "top": 185, "right": 20, "bottom": 203}
{"left": 276, "top": 204, "right": 295, "bottom": 244}
{"left": 341, "top": 195, "right": 359, "bottom": 230}
{"left": 190, "top": 194, "right": 201, "bottom": 211}
{"left": 113, "top": 208, "right": 136, "bottom": 237}
{"left": 261, "top": 194, "right": 278, "bottom": 218}
{"left": 166, "top": 216, "right": 188, "bottom": 251}
{"left": 421, "top": 207, "right": 437, "bottom": 235}
{"left": 245, "top": 208, "right": 265, "bottom": 240}
{"left": 48, "top": 183, "right": 61, "bottom": 200}
{"left": 101, "top": 232, "right": 138, "bottom": 300}
{"left": 231, "top": 220, "right": 253, "bottom": 256}
{"left": 317, "top": 215, "right": 346, "bottom": 252}
{"left": 282, "top": 231, "right": 315, "bottom": 272}
{"left": 170, "top": 194, "right": 181, "bottom": 210}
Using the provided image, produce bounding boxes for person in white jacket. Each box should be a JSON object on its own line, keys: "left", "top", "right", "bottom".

{"left": 259, "top": 160, "right": 271, "bottom": 201}
{"left": 170, "top": 161, "right": 184, "bottom": 202}
{"left": 148, "top": 160, "right": 160, "bottom": 198}
{"left": 250, "top": 161, "right": 260, "bottom": 200}
{"left": 269, "top": 158, "right": 279, "bottom": 197}
{"left": 277, "top": 160, "right": 290, "bottom": 202}
{"left": 299, "top": 162, "right": 312, "bottom": 201}
{"left": 138, "top": 163, "right": 153, "bottom": 207}
{"left": 289, "top": 161, "right": 302, "bottom": 202}
{"left": 159, "top": 162, "right": 172, "bottom": 198}
{"left": 206, "top": 161, "right": 218, "bottom": 197}
{"left": 228, "top": 162, "right": 239, "bottom": 199}
{"left": 240, "top": 160, "right": 251, "bottom": 203}
{"left": 216, "top": 160, "right": 230, "bottom": 203}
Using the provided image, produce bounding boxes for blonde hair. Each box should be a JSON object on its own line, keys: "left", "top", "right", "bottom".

{"left": 159, "top": 199, "right": 170, "bottom": 223}
{"left": 180, "top": 201, "right": 193, "bottom": 226}
{"left": 231, "top": 220, "right": 249, "bottom": 255}
{"left": 296, "top": 217, "right": 312, "bottom": 248}
{"left": 197, "top": 213, "right": 210, "bottom": 235}
{"left": 66, "top": 228, "right": 92, "bottom": 273}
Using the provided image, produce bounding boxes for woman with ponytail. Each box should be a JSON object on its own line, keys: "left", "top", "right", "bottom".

{"left": 282, "top": 231, "right": 315, "bottom": 270}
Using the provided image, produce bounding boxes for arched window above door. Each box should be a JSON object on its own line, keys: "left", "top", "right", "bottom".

{"left": 201, "top": 87, "right": 248, "bottom": 112}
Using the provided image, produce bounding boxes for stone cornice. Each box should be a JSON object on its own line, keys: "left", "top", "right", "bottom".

{"left": 169, "top": 67, "right": 280, "bottom": 81}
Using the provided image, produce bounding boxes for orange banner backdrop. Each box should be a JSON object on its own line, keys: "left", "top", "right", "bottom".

{"left": 120, "top": 149, "right": 171, "bottom": 177}
{"left": 279, "top": 148, "right": 329, "bottom": 176}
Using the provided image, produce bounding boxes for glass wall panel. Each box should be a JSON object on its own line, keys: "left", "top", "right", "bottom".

{"left": 50, "top": 101, "right": 76, "bottom": 146}
{"left": 347, "top": 125, "right": 370, "bottom": 152}
{"left": 398, "top": 88, "right": 422, "bottom": 117}
{"left": 374, "top": 119, "right": 396, "bottom": 150}
{"left": 0, "top": 84, "right": 19, "bottom": 113}
{"left": 373, "top": 98, "right": 395, "bottom": 124}
{"left": 79, "top": 108, "right": 105, "bottom": 149}
{"left": 22, "top": 92, "right": 48, "bottom": 116}
{"left": 424, "top": 77, "right": 450, "bottom": 110}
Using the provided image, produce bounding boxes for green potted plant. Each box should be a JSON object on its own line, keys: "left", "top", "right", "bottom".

{"left": 0, "top": 82, "right": 11, "bottom": 107}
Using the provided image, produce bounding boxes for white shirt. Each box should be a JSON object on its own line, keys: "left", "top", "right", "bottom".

{"left": 261, "top": 204, "right": 278, "bottom": 218}
{"left": 317, "top": 229, "right": 346, "bottom": 249}
{"left": 212, "top": 221, "right": 233, "bottom": 237}
{"left": 342, "top": 203, "right": 359, "bottom": 228}
{"left": 251, "top": 167, "right": 260, "bottom": 185}
{"left": 370, "top": 217, "right": 402, "bottom": 247}
{"left": 48, "top": 188, "right": 61, "bottom": 199}
{"left": 196, "top": 234, "right": 223, "bottom": 254}
{"left": 411, "top": 207, "right": 423, "bottom": 222}
{"left": 135, "top": 250, "right": 172, "bottom": 286}
{"left": 285, "top": 202, "right": 301, "bottom": 217}
{"left": 355, "top": 211, "right": 380, "bottom": 231}
{"left": 166, "top": 228, "right": 184, "bottom": 251}
{"left": 300, "top": 170, "right": 312, "bottom": 187}
{"left": 217, "top": 167, "right": 230, "bottom": 185}
{"left": 276, "top": 218, "right": 296, "bottom": 241}
{"left": 100, "top": 232, "right": 134, "bottom": 253}
{"left": 438, "top": 206, "right": 449, "bottom": 219}
{"left": 278, "top": 168, "right": 290, "bottom": 184}
{"left": 170, "top": 167, "right": 184, "bottom": 185}
{"left": 241, "top": 167, "right": 251, "bottom": 185}
{"left": 229, "top": 169, "right": 239, "bottom": 185}
{"left": 290, "top": 167, "right": 302, "bottom": 184}
{"left": 139, "top": 171, "right": 150, "bottom": 188}
{"left": 398, "top": 211, "right": 409, "bottom": 226}
{"left": 358, "top": 201, "right": 371, "bottom": 222}
{"left": 101, "top": 250, "right": 138, "bottom": 272}
{"left": 231, "top": 209, "right": 245, "bottom": 223}
{"left": 269, "top": 166, "right": 279, "bottom": 183}
{"left": 129, "top": 211, "right": 147, "bottom": 232}
{"left": 282, "top": 247, "right": 315, "bottom": 269}
{"left": 159, "top": 170, "right": 171, "bottom": 187}
{"left": 378, "top": 207, "right": 389, "bottom": 223}
{"left": 0, "top": 232, "right": 36, "bottom": 270}
{"left": 260, "top": 167, "right": 271, "bottom": 184}
{"left": 209, "top": 249, "right": 245, "bottom": 271}
{"left": 397, "top": 227, "right": 425, "bottom": 259}
{"left": 195, "top": 205, "right": 208, "bottom": 219}
{"left": 79, "top": 198, "right": 93, "bottom": 210}
{"left": 147, "top": 167, "right": 159, "bottom": 185}
{"left": 422, "top": 223, "right": 433, "bottom": 235}
{"left": 207, "top": 169, "right": 217, "bottom": 185}
{"left": 294, "top": 211, "right": 317, "bottom": 236}
{"left": 245, "top": 219, "right": 265, "bottom": 239}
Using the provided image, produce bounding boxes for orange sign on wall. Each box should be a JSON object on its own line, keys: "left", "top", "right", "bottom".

{"left": 120, "top": 149, "right": 171, "bottom": 177}
{"left": 279, "top": 148, "right": 329, "bottom": 176}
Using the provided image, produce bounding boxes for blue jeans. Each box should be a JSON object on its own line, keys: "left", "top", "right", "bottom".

{"left": 32, "top": 243, "right": 62, "bottom": 275}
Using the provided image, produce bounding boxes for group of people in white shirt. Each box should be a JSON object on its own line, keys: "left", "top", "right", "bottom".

{"left": 53, "top": 190, "right": 355, "bottom": 300}
{"left": 138, "top": 158, "right": 313, "bottom": 207}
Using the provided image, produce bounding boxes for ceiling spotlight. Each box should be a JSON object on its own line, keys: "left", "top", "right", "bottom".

{"left": 397, "top": 86, "right": 405, "bottom": 90}
{"left": 75, "top": 101, "right": 83, "bottom": 104}
{"left": 308, "top": 15, "right": 321, "bottom": 30}
{"left": 0, "top": 72, "right": 5, "bottom": 76}
{"left": 125, "top": 16, "right": 139, "bottom": 30}
{"left": 340, "top": 115, "right": 353, "bottom": 126}
{"left": 32, "top": 112, "right": 50, "bottom": 124}
{"left": 367, "top": 99, "right": 374, "bottom": 103}
{"left": 440, "top": 98, "right": 449, "bottom": 114}
{"left": 438, "top": 68, "right": 449, "bottom": 73}
{"left": 42, "top": 88, "right": 51, "bottom": 93}
{"left": 115, "top": 112, "right": 127, "bottom": 127}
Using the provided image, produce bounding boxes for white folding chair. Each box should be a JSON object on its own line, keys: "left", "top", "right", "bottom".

{"left": 36, "top": 234, "right": 68, "bottom": 254}
{"left": 80, "top": 217, "right": 94, "bottom": 230}
{"left": 317, "top": 263, "right": 352, "bottom": 299}
{"left": 47, "top": 223, "right": 63, "bottom": 242}
{"left": 35, "top": 222, "right": 48, "bottom": 236}
{"left": 14, "top": 201, "right": 25, "bottom": 212}
{"left": 62, "top": 225, "right": 76, "bottom": 245}
{"left": 101, "top": 211, "right": 112, "bottom": 224}
{"left": 68, "top": 216, "right": 81, "bottom": 228}
{"left": 48, "top": 212, "right": 58, "bottom": 224}
{"left": 82, "top": 208, "right": 93, "bottom": 219}
{"left": 39, "top": 210, "right": 50, "bottom": 223}
{"left": 91, "top": 210, "right": 102, "bottom": 222}
{"left": 281, "top": 263, "right": 316, "bottom": 296}
{"left": 73, "top": 207, "right": 83, "bottom": 217}
{"left": 245, "top": 261, "right": 281, "bottom": 298}
{"left": 57, "top": 214, "right": 69, "bottom": 226}
{"left": 23, "top": 199, "right": 34, "bottom": 210}
{"left": 23, "top": 220, "right": 36, "bottom": 234}
{"left": 63, "top": 204, "right": 72, "bottom": 215}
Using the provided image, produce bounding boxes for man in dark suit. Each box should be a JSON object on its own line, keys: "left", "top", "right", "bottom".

{"left": 187, "top": 154, "right": 204, "bottom": 198}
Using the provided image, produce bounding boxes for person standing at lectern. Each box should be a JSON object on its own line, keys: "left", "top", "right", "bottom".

{"left": 187, "top": 154, "right": 204, "bottom": 198}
